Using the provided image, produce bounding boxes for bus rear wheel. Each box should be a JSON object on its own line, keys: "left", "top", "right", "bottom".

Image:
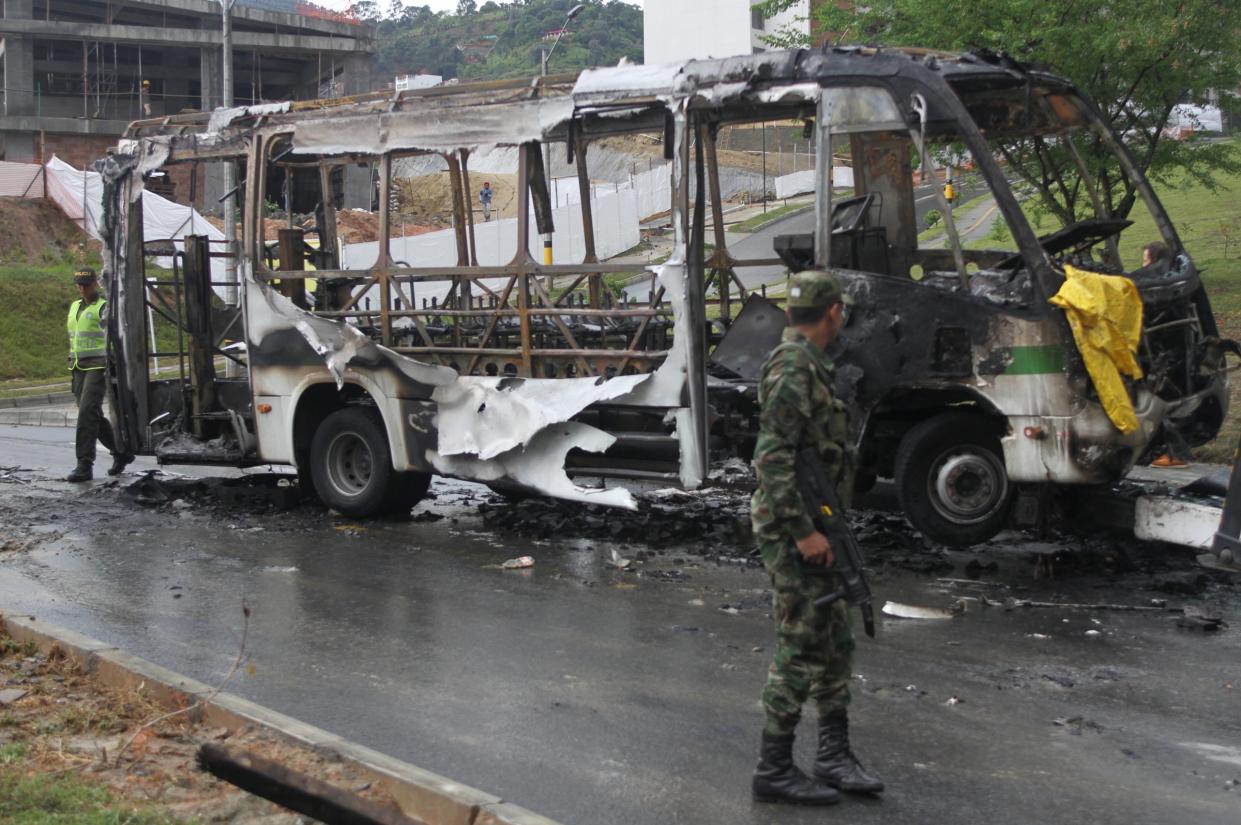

{"left": 309, "top": 407, "right": 429, "bottom": 517}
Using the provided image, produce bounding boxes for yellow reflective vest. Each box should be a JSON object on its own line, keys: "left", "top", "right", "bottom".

{"left": 67, "top": 297, "right": 107, "bottom": 370}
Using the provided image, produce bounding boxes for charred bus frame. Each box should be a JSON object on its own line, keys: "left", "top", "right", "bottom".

{"left": 98, "top": 48, "right": 1234, "bottom": 545}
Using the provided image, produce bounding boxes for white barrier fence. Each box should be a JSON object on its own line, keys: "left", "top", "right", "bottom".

{"left": 773, "top": 166, "right": 852, "bottom": 200}
{"left": 549, "top": 162, "right": 672, "bottom": 222}
{"left": 341, "top": 188, "right": 641, "bottom": 308}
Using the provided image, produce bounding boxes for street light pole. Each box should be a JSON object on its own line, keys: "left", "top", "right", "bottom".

{"left": 540, "top": 4, "right": 584, "bottom": 268}
{"left": 220, "top": 0, "right": 238, "bottom": 376}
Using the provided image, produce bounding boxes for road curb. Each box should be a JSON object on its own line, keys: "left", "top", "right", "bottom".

{"left": 0, "top": 408, "right": 75, "bottom": 427}
{"left": 0, "top": 391, "right": 74, "bottom": 409}
{"left": 0, "top": 612, "right": 562, "bottom": 825}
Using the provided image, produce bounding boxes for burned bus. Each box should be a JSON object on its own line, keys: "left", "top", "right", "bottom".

{"left": 98, "top": 47, "right": 1234, "bottom": 546}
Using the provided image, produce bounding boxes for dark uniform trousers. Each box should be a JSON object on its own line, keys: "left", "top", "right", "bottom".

{"left": 71, "top": 365, "right": 117, "bottom": 464}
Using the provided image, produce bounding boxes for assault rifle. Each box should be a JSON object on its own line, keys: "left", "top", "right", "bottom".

{"left": 795, "top": 447, "right": 876, "bottom": 638}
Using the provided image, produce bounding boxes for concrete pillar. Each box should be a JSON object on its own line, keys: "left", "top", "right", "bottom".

{"left": 2, "top": 131, "right": 35, "bottom": 162}
{"left": 199, "top": 48, "right": 226, "bottom": 214}
{"left": 2, "top": 0, "right": 34, "bottom": 113}
{"left": 2, "top": 0, "right": 35, "bottom": 161}
{"left": 339, "top": 53, "right": 372, "bottom": 96}
{"left": 162, "top": 54, "right": 194, "bottom": 118}
{"left": 339, "top": 53, "right": 373, "bottom": 209}
{"left": 199, "top": 48, "right": 221, "bottom": 111}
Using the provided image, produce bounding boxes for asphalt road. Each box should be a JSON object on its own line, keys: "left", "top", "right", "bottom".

{"left": 1, "top": 424, "right": 1239, "bottom": 824}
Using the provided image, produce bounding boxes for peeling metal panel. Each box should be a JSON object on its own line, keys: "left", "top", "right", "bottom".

{"left": 291, "top": 98, "right": 576, "bottom": 156}
{"left": 428, "top": 421, "right": 636, "bottom": 509}
{"left": 430, "top": 373, "right": 648, "bottom": 461}
{"left": 246, "top": 277, "right": 456, "bottom": 391}
{"left": 247, "top": 273, "right": 650, "bottom": 498}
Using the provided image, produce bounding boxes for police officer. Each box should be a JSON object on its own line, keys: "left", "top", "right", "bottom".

{"left": 750, "top": 270, "right": 883, "bottom": 805}
{"left": 66, "top": 268, "right": 132, "bottom": 482}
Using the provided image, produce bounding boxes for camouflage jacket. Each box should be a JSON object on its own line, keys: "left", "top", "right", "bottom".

{"left": 750, "top": 327, "right": 854, "bottom": 541}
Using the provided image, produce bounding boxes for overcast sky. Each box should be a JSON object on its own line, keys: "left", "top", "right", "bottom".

{"left": 315, "top": 0, "right": 641, "bottom": 11}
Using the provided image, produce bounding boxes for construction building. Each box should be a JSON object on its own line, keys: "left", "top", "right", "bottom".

{"left": 644, "top": 1, "right": 826, "bottom": 66}
{"left": 0, "top": 0, "right": 374, "bottom": 207}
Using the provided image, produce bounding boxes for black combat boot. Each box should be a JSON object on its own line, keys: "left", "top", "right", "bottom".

{"left": 813, "top": 711, "right": 884, "bottom": 793}
{"left": 66, "top": 462, "right": 92, "bottom": 482}
{"left": 753, "top": 731, "right": 840, "bottom": 805}
{"left": 107, "top": 452, "right": 135, "bottom": 476}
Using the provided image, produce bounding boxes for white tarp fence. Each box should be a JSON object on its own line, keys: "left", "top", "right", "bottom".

{"left": 550, "top": 163, "right": 671, "bottom": 221}
{"left": 341, "top": 188, "right": 641, "bottom": 309}
{"left": 43, "top": 156, "right": 229, "bottom": 294}
{"left": 629, "top": 163, "right": 672, "bottom": 220}
{"left": 774, "top": 166, "right": 853, "bottom": 199}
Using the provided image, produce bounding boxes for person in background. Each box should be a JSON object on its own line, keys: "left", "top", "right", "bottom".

{"left": 479, "top": 181, "right": 493, "bottom": 222}
{"left": 1143, "top": 241, "right": 1171, "bottom": 270}
{"left": 65, "top": 268, "right": 133, "bottom": 482}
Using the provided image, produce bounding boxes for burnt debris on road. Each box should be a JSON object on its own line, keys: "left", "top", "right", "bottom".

{"left": 0, "top": 444, "right": 1237, "bottom": 824}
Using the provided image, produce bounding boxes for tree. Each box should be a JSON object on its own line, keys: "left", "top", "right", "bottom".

{"left": 456, "top": 0, "right": 477, "bottom": 15}
{"left": 372, "top": 0, "right": 642, "bottom": 83}
{"left": 759, "top": 0, "right": 1241, "bottom": 226}
{"left": 347, "top": 0, "right": 381, "bottom": 21}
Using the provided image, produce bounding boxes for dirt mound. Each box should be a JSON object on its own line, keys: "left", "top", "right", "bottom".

{"left": 393, "top": 172, "right": 520, "bottom": 222}
{"left": 205, "top": 212, "right": 438, "bottom": 245}
{"left": 0, "top": 198, "right": 92, "bottom": 264}
{"left": 335, "top": 208, "right": 440, "bottom": 244}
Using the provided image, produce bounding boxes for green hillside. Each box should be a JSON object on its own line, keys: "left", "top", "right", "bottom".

{"left": 368, "top": 0, "right": 642, "bottom": 83}
{"left": 0, "top": 265, "right": 81, "bottom": 385}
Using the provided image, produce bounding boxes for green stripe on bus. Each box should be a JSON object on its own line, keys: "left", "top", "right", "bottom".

{"left": 1005, "top": 345, "right": 1065, "bottom": 375}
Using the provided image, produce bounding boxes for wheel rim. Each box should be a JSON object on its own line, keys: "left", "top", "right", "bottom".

{"left": 325, "top": 430, "right": 374, "bottom": 499}
{"left": 927, "top": 447, "right": 1008, "bottom": 525}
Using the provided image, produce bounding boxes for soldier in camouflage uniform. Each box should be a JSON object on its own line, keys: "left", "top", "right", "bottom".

{"left": 750, "top": 270, "right": 884, "bottom": 805}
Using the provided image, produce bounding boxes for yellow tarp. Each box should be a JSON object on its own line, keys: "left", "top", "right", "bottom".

{"left": 1048, "top": 264, "right": 1144, "bottom": 434}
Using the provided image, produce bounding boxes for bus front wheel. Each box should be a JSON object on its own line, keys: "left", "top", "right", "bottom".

{"left": 894, "top": 412, "right": 1012, "bottom": 547}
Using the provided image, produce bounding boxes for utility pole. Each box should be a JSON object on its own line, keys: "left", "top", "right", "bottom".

{"left": 539, "top": 4, "right": 584, "bottom": 269}
{"left": 761, "top": 121, "right": 767, "bottom": 213}
{"left": 221, "top": 0, "right": 237, "bottom": 305}
{"left": 540, "top": 47, "right": 552, "bottom": 266}
{"left": 220, "top": 0, "right": 238, "bottom": 376}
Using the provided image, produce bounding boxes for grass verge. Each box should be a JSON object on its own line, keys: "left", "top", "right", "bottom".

{"left": 0, "top": 628, "right": 404, "bottom": 823}
{"left": 0, "top": 264, "right": 85, "bottom": 383}
{"left": 727, "top": 202, "right": 810, "bottom": 234}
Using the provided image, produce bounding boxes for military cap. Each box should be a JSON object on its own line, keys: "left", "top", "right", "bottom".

{"left": 786, "top": 269, "right": 844, "bottom": 308}
{"left": 73, "top": 267, "right": 98, "bottom": 285}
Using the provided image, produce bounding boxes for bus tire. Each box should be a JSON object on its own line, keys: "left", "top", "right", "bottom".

{"left": 383, "top": 470, "right": 433, "bottom": 516}
{"left": 895, "top": 412, "right": 1012, "bottom": 547}
{"left": 309, "top": 407, "right": 400, "bottom": 518}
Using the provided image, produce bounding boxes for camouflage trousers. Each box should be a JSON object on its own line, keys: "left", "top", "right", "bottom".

{"left": 758, "top": 534, "right": 854, "bottom": 736}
